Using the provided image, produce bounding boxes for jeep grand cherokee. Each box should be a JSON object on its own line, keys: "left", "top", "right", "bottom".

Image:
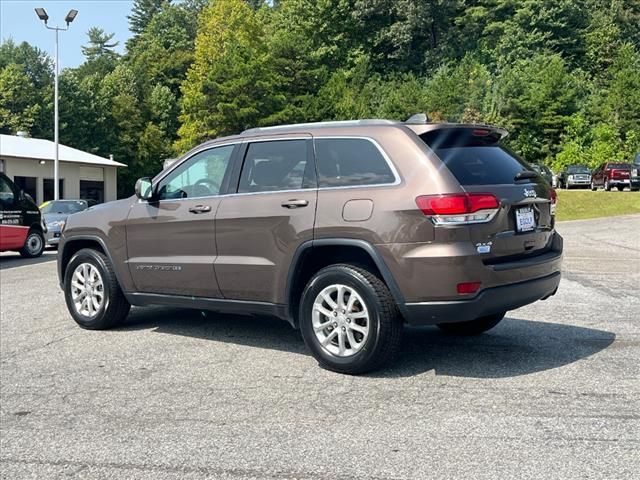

{"left": 58, "top": 118, "right": 562, "bottom": 374}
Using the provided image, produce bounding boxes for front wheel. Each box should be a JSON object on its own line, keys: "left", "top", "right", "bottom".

{"left": 299, "top": 264, "right": 402, "bottom": 375}
{"left": 19, "top": 229, "right": 44, "bottom": 258}
{"left": 437, "top": 312, "right": 506, "bottom": 336}
{"left": 604, "top": 179, "right": 611, "bottom": 191}
{"left": 64, "top": 248, "right": 130, "bottom": 330}
{"left": 591, "top": 181, "right": 597, "bottom": 191}
{"left": 617, "top": 185, "right": 625, "bottom": 192}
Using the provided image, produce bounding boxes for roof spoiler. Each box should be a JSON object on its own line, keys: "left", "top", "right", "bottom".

{"left": 405, "top": 113, "right": 430, "bottom": 124}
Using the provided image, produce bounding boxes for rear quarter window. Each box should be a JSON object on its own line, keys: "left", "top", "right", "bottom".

{"left": 314, "top": 138, "right": 396, "bottom": 187}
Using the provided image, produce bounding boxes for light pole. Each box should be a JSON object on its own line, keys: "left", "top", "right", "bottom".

{"left": 35, "top": 8, "right": 78, "bottom": 201}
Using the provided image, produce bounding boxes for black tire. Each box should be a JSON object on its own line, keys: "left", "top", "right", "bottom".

{"left": 19, "top": 229, "right": 44, "bottom": 258}
{"left": 437, "top": 312, "right": 506, "bottom": 336}
{"left": 590, "top": 181, "right": 597, "bottom": 191}
{"left": 63, "top": 248, "right": 130, "bottom": 330}
{"left": 299, "top": 264, "right": 402, "bottom": 375}
{"left": 617, "top": 185, "right": 625, "bottom": 191}
{"left": 604, "top": 179, "right": 611, "bottom": 191}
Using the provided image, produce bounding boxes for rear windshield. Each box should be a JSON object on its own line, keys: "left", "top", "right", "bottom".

{"left": 567, "top": 166, "right": 590, "bottom": 174}
{"left": 608, "top": 163, "right": 632, "bottom": 169}
{"left": 420, "top": 128, "right": 531, "bottom": 185}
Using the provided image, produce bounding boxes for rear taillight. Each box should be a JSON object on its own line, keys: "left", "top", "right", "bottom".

{"left": 416, "top": 193, "right": 500, "bottom": 225}
{"left": 457, "top": 282, "right": 481, "bottom": 295}
{"left": 550, "top": 188, "right": 557, "bottom": 216}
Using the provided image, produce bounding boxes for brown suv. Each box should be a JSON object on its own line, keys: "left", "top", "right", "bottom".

{"left": 58, "top": 119, "right": 562, "bottom": 374}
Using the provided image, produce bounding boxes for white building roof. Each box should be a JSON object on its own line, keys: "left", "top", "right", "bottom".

{"left": 0, "top": 134, "right": 126, "bottom": 167}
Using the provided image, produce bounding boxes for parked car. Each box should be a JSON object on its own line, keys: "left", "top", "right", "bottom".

{"left": 556, "top": 165, "right": 591, "bottom": 189}
{"left": 632, "top": 154, "right": 640, "bottom": 188}
{"left": 40, "top": 199, "right": 94, "bottom": 247}
{"left": 0, "top": 172, "right": 46, "bottom": 258}
{"left": 57, "top": 119, "right": 562, "bottom": 374}
{"left": 591, "top": 162, "right": 640, "bottom": 191}
{"left": 530, "top": 163, "right": 553, "bottom": 185}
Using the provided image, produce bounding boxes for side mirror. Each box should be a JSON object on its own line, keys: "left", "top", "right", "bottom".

{"left": 135, "top": 177, "right": 154, "bottom": 201}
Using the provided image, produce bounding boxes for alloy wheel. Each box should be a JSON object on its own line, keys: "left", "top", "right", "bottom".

{"left": 71, "top": 263, "right": 105, "bottom": 318}
{"left": 312, "top": 284, "right": 370, "bottom": 357}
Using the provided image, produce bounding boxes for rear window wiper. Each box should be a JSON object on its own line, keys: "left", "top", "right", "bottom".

{"left": 514, "top": 171, "right": 539, "bottom": 181}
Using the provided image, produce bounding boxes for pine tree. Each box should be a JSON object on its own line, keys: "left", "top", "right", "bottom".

{"left": 128, "top": 0, "right": 171, "bottom": 35}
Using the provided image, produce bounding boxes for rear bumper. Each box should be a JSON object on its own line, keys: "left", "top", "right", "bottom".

{"left": 403, "top": 271, "right": 560, "bottom": 325}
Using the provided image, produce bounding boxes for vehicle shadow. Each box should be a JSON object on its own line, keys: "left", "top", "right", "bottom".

{"left": 0, "top": 250, "right": 57, "bottom": 270}
{"left": 118, "top": 307, "right": 615, "bottom": 379}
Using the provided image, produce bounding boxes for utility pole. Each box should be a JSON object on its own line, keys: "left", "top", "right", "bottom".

{"left": 35, "top": 8, "right": 78, "bottom": 200}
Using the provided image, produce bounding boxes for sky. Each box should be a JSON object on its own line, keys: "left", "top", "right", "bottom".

{"left": 1, "top": 0, "right": 134, "bottom": 69}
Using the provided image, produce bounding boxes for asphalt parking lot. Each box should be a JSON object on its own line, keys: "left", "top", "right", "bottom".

{"left": 1, "top": 216, "right": 639, "bottom": 480}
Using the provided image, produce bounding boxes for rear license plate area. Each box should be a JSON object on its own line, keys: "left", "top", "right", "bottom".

{"left": 515, "top": 207, "right": 536, "bottom": 233}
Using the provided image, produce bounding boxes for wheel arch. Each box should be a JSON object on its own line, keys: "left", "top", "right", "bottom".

{"left": 285, "top": 238, "right": 406, "bottom": 327}
{"left": 59, "top": 235, "right": 123, "bottom": 289}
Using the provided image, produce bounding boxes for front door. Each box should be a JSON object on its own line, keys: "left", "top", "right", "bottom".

{"left": 215, "top": 137, "right": 317, "bottom": 304}
{"left": 126, "top": 144, "right": 237, "bottom": 297}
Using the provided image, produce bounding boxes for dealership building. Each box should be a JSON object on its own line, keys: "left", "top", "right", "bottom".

{"left": 0, "top": 133, "right": 125, "bottom": 205}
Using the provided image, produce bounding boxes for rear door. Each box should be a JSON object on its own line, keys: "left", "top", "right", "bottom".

{"left": 214, "top": 136, "right": 317, "bottom": 304}
{"left": 419, "top": 127, "right": 556, "bottom": 261}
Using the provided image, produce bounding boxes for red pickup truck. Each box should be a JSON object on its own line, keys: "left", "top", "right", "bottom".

{"left": 591, "top": 162, "right": 640, "bottom": 192}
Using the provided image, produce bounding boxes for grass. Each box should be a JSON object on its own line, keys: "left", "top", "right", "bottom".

{"left": 556, "top": 189, "right": 640, "bottom": 221}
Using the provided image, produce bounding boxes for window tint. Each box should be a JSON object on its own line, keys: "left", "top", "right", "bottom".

{"left": 157, "top": 145, "right": 234, "bottom": 200}
{"left": 607, "top": 163, "right": 632, "bottom": 169}
{"left": 433, "top": 146, "right": 530, "bottom": 185}
{"left": 315, "top": 138, "right": 395, "bottom": 187}
{"left": 238, "top": 140, "right": 309, "bottom": 193}
{"left": 0, "top": 176, "right": 15, "bottom": 207}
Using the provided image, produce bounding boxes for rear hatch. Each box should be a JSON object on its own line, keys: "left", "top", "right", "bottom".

{"left": 416, "top": 125, "right": 556, "bottom": 262}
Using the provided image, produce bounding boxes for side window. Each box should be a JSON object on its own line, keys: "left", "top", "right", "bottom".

{"left": 238, "top": 140, "right": 309, "bottom": 193}
{"left": 0, "top": 176, "right": 16, "bottom": 208}
{"left": 315, "top": 138, "right": 396, "bottom": 187}
{"left": 157, "top": 145, "right": 235, "bottom": 200}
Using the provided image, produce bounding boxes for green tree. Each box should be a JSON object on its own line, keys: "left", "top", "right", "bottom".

{"left": 176, "top": 0, "right": 283, "bottom": 152}
{"left": 0, "top": 64, "right": 41, "bottom": 134}
{"left": 493, "top": 54, "right": 582, "bottom": 162}
{"left": 128, "top": 0, "right": 171, "bottom": 35}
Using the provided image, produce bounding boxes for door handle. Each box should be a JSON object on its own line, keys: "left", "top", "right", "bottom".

{"left": 189, "top": 205, "right": 212, "bottom": 214}
{"left": 281, "top": 199, "right": 309, "bottom": 209}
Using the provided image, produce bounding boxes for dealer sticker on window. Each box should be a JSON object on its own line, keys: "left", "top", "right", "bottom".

{"left": 516, "top": 207, "right": 536, "bottom": 233}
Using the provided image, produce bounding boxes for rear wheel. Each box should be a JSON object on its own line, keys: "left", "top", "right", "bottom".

{"left": 64, "top": 248, "right": 130, "bottom": 330}
{"left": 19, "top": 229, "right": 44, "bottom": 258}
{"left": 617, "top": 185, "right": 625, "bottom": 191}
{"left": 437, "top": 312, "right": 506, "bottom": 336}
{"left": 299, "top": 264, "right": 402, "bottom": 375}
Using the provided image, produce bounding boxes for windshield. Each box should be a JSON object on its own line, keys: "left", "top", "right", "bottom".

{"left": 41, "top": 200, "right": 88, "bottom": 214}
{"left": 608, "top": 163, "right": 632, "bottom": 169}
{"left": 567, "top": 166, "right": 590, "bottom": 174}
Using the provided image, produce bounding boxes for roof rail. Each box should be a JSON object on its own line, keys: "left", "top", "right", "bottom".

{"left": 242, "top": 119, "right": 398, "bottom": 134}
